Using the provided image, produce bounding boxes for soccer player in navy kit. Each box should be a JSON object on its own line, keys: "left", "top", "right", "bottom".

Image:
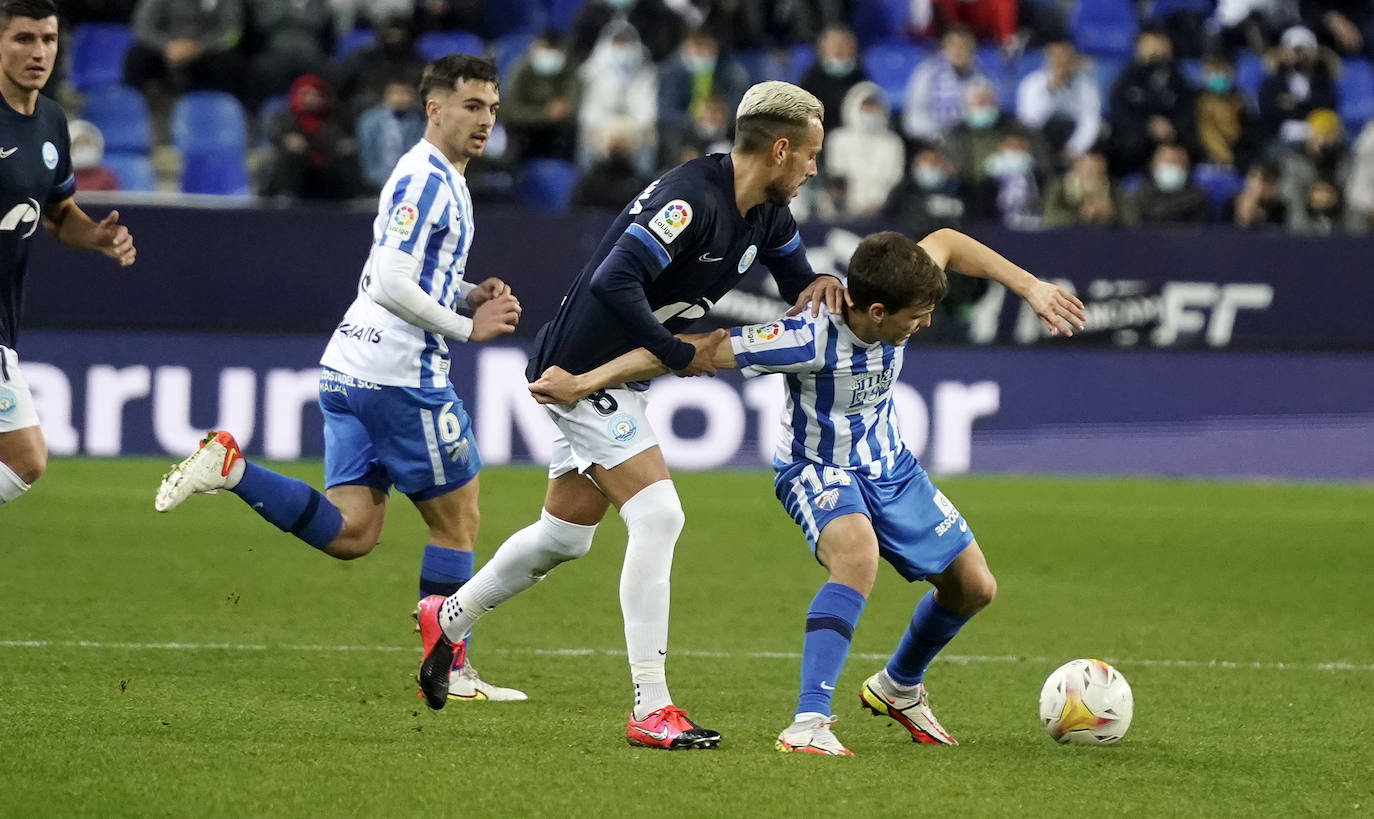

{"left": 526, "top": 229, "right": 1085, "bottom": 754}
{"left": 0, "top": 0, "right": 136, "bottom": 509}
{"left": 417, "top": 81, "right": 847, "bottom": 749}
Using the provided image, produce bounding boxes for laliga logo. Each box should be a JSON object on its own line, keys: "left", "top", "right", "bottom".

{"left": 0, "top": 198, "right": 41, "bottom": 238}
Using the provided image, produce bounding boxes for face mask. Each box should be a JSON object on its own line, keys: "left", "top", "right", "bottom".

{"left": 1203, "top": 71, "right": 1233, "bottom": 93}
{"left": 684, "top": 53, "right": 716, "bottom": 75}
{"left": 531, "top": 49, "right": 566, "bottom": 76}
{"left": 1152, "top": 164, "right": 1187, "bottom": 192}
{"left": 858, "top": 111, "right": 887, "bottom": 132}
{"left": 609, "top": 45, "right": 640, "bottom": 71}
{"left": 914, "top": 165, "right": 947, "bottom": 189}
{"left": 965, "top": 106, "right": 997, "bottom": 130}
{"left": 71, "top": 142, "right": 100, "bottom": 171}
{"left": 820, "top": 57, "right": 854, "bottom": 77}
{"left": 604, "top": 0, "right": 634, "bottom": 8}
{"left": 985, "top": 150, "right": 1032, "bottom": 177}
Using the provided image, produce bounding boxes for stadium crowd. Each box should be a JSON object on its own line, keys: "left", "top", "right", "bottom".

{"left": 55, "top": 0, "right": 1374, "bottom": 233}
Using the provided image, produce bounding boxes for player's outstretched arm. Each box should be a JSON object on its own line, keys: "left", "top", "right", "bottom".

{"left": 529, "top": 329, "right": 732, "bottom": 405}
{"left": 42, "top": 199, "right": 135, "bottom": 266}
{"left": 917, "top": 228, "right": 1086, "bottom": 336}
{"left": 367, "top": 246, "right": 520, "bottom": 342}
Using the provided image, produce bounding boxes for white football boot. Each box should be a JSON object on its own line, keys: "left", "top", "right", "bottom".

{"left": 775, "top": 714, "right": 852, "bottom": 756}
{"left": 154, "top": 431, "right": 242, "bottom": 512}
{"left": 859, "top": 671, "right": 958, "bottom": 745}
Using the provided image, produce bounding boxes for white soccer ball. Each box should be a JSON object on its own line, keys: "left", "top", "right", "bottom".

{"left": 1038, "top": 658, "right": 1133, "bottom": 745}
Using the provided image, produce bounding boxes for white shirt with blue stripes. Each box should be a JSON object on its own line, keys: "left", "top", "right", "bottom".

{"left": 731, "top": 306, "right": 907, "bottom": 476}
{"left": 321, "top": 139, "right": 475, "bottom": 388}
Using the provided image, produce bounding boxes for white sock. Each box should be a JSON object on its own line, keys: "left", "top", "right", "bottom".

{"left": 438, "top": 509, "right": 596, "bottom": 643}
{"left": 224, "top": 456, "right": 246, "bottom": 489}
{"left": 619, "top": 480, "right": 684, "bottom": 719}
{"left": 0, "top": 460, "right": 30, "bottom": 504}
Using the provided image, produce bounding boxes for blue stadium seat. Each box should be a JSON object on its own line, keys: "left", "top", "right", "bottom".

{"left": 170, "top": 92, "right": 247, "bottom": 153}
{"left": 1338, "top": 58, "right": 1374, "bottom": 134}
{"left": 788, "top": 44, "right": 815, "bottom": 83}
{"left": 1071, "top": 0, "right": 1137, "bottom": 57}
{"left": 69, "top": 23, "right": 135, "bottom": 91}
{"left": 850, "top": 0, "right": 910, "bottom": 45}
{"left": 516, "top": 159, "right": 579, "bottom": 212}
{"left": 256, "top": 94, "right": 288, "bottom": 148}
{"left": 1143, "top": 0, "right": 1216, "bottom": 17}
{"left": 549, "top": 0, "right": 585, "bottom": 33}
{"left": 975, "top": 44, "right": 1014, "bottom": 109}
{"left": 333, "top": 28, "right": 376, "bottom": 59}
{"left": 862, "top": 42, "right": 926, "bottom": 113}
{"left": 484, "top": 0, "right": 546, "bottom": 39}
{"left": 181, "top": 151, "right": 249, "bottom": 196}
{"left": 495, "top": 32, "right": 535, "bottom": 76}
{"left": 735, "top": 49, "right": 787, "bottom": 84}
{"left": 81, "top": 84, "right": 150, "bottom": 155}
{"left": 1089, "top": 54, "right": 1128, "bottom": 113}
{"left": 1192, "top": 163, "right": 1243, "bottom": 219}
{"left": 415, "top": 30, "right": 486, "bottom": 62}
{"left": 1234, "top": 52, "right": 1265, "bottom": 105}
{"left": 103, "top": 152, "right": 156, "bottom": 192}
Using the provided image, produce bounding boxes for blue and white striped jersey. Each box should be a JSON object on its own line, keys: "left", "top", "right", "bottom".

{"left": 321, "top": 139, "right": 475, "bottom": 388}
{"left": 731, "top": 307, "right": 906, "bottom": 474}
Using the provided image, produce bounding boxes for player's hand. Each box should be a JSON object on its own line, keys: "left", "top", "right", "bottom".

{"left": 469, "top": 293, "right": 520, "bottom": 342}
{"left": 93, "top": 210, "right": 135, "bottom": 267}
{"left": 528, "top": 366, "right": 585, "bottom": 405}
{"left": 466, "top": 277, "right": 512, "bottom": 308}
{"left": 1024, "top": 280, "right": 1085, "bottom": 337}
{"left": 674, "top": 328, "right": 728, "bottom": 377}
{"left": 787, "top": 275, "right": 850, "bottom": 317}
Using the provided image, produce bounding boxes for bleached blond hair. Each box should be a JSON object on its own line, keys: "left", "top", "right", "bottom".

{"left": 733, "top": 81, "right": 824, "bottom": 154}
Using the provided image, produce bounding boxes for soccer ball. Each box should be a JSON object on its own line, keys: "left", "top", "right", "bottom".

{"left": 1038, "top": 658, "right": 1133, "bottom": 745}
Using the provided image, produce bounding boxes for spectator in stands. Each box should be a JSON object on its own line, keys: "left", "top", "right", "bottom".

{"left": 577, "top": 20, "right": 658, "bottom": 175}
{"left": 243, "top": 0, "right": 333, "bottom": 109}
{"left": 902, "top": 24, "right": 989, "bottom": 145}
{"left": 502, "top": 31, "right": 582, "bottom": 162}
{"left": 1279, "top": 107, "right": 1350, "bottom": 231}
{"left": 1226, "top": 161, "right": 1288, "bottom": 227}
{"left": 679, "top": 91, "right": 735, "bottom": 161}
{"left": 124, "top": 0, "right": 245, "bottom": 97}
{"left": 335, "top": 14, "right": 425, "bottom": 122}
{"left": 1042, "top": 150, "right": 1126, "bottom": 227}
{"left": 931, "top": 0, "right": 1017, "bottom": 48}
{"left": 702, "top": 0, "right": 850, "bottom": 51}
{"left": 261, "top": 73, "right": 360, "bottom": 201}
{"left": 970, "top": 132, "right": 1043, "bottom": 228}
{"left": 65, "top": 0, "right": 137, "bottom": 23}
{"left": 823, "top": 81, "right": 905, "bottom": 218}
{"left": 882, "top": 146, "right": 969, "bottom": 231}
{"left": 945, "top": 79, "right": 1050, "bottom": 189}
{"left": 799, "top": 25, "right": 867, "bottom": 132}
{"left": 1015, "top": 38, "right": 1101, "bottom": 165}
{"left": 356, "top": 76, "right": 425, "bottom": 193}
{"left": 656, "top": 28, "right": 750, "bottom": 167}
{"left": 1128, "top": 143, "right": 1210, "bottom": 224}
{"left": 327, "top": 0, "right": 412, "bottom": 35}
{"left": 414, "top": 0, "right": 484, "bottom": 33}
{"left": 1194, "top": 49, "right": 1259, "bottom": 170}
{"left": 569, "top": 0, "right": 689, "bottom": 63}
{"left": 69, "top": 120, "right": 119, "bottom": 192}
{"left": 573, "top": 115, "right": 654, "bottom": 209}
{"left": 1207, "top": 0, "right": 1300, "bottom": 56}
{"left": 1107, "top": 27, "right": 1196, "bottom": 177}
{"left": 1258, "top": 25, "right": 1339, "bottom": 150}
{"left": 1344, "top": 119, "right": 1374, "bottom": 231}
{"left": 1303, "top": 0, "right": 1374, "bottom": 61}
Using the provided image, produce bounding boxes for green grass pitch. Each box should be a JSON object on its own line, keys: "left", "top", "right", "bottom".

{"left": 2, "top": 459, "right": 1372, "bottom": 817}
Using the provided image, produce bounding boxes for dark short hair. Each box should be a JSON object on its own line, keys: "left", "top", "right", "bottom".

{"left": 0, "top": 0, "right": 57, "bottom": 25}
{"left": 419, "top": 54, "right": 498, "bottom": 103}
{"left": 847, "top": 232, "right": 948, "bottom": 312}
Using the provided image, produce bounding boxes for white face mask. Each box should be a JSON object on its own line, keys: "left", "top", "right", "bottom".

{"left": 914, "top": 165, "right": 947, "bottom": 189}
{"left": 531, "top": 48, "right": 566, "bottom": 76}
{"left": 609, "top": 44, "right": 640, "bottom": 71}
{"left": 965, "top": 105, "right": 998, "bottom": 130}
{"left": 858, "top": 111, "right": 887, "bottom": 132}
{"left": 71, "top": 142, "right": 101, "bottom": 171}
{"left": 985, "top": 150, "right": 1032, "bottom": 177}
{"left": 1152, "top": 163, "right": 1188, "bottom": 192}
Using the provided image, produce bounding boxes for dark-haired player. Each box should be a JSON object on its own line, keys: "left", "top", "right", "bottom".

{"left": 527, "top": 229, "right": 1085, "bottom": 754}
{"left": 155, "top": 55, "right": 524, "bottom": 702}
{"left": 0, "top": 0, "right": 136, "bottom": 508}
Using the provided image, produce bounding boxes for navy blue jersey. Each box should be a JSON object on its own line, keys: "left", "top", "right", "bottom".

{"left": 0, "top": 95, "right": 75, "bottom": 350}
{"left": 527, "top": 153, "right": 823, "bottom": 381}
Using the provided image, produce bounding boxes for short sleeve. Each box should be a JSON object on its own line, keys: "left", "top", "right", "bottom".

{"left": 759, "top": 206, "right": 802, "bottom": 261}
{"left": 617, "top": 177, "right": 708, "bottom": 278}
{"left": 730, "top": 314, "right": 822, "bottom": 377}
{"left": 377, "top": 171, "right": 452, "bottom": 258}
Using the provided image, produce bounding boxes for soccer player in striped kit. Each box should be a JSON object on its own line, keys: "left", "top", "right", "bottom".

{"left": 155, "top": 55, "right": 526, "bottom": 702}
{"left": 527, "top": 229, "right": 1085, "bottom": 754}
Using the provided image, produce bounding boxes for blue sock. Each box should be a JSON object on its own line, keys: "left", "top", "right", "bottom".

{"left": 419, "top": 545, "right": 472, "bottom": 599}
{"left": 796, "top": 582, "right": 866, "bottom": 717}
{"left": 230, "top": 462, "right": 342, "bottom": 550}
{"left": 885, "top": 590, "right": 972, "bottom": 686}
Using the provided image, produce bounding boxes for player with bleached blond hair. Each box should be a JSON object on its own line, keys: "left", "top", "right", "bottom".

{"left": 416, "top": 81, "right": 846, "bottom": 750}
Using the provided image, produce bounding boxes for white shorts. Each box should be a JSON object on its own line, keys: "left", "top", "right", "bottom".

{"left": 544, "top": 386, "right": 659, "bottom": 478}
{"left": 0, "top": 346, "right": 40, "bottom": 433}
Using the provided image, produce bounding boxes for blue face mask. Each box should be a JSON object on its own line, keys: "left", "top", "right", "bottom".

{"left": 531, "top": 49, "right": 566, "bottom": 76}
{"left": 1203, "top": 71, "right": 1233, "bottom": 93}
{"left": 965, "top": 106, "right": 998, "bottom": 130}
{"left": 1153, "top": 164, "right": 1188, "bottom": 192}
{"left": 821, "top": 57, "right": 854, "bottom": 77}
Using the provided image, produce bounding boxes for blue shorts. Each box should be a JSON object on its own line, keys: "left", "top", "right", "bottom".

{"left": 318, "top": 368, "right": 482, "bottom": 501}
{"left": 773, "top": 450, "right": 974, "bottom": 582}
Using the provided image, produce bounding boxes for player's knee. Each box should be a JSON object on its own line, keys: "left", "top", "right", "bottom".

{"left": 5, "top": 450, "right": 45, "bottom": 485}
{"left": 541, "top": 510, "right": 597, "bottom": 562}
{"left": 323, "top": 524, "right": 382, "bottom": 560}
{"left": 961, "top": 571, "right": 997, "bottom": 614}
{"left": 619, "top": 481, "right": 685, "bottom": 541}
